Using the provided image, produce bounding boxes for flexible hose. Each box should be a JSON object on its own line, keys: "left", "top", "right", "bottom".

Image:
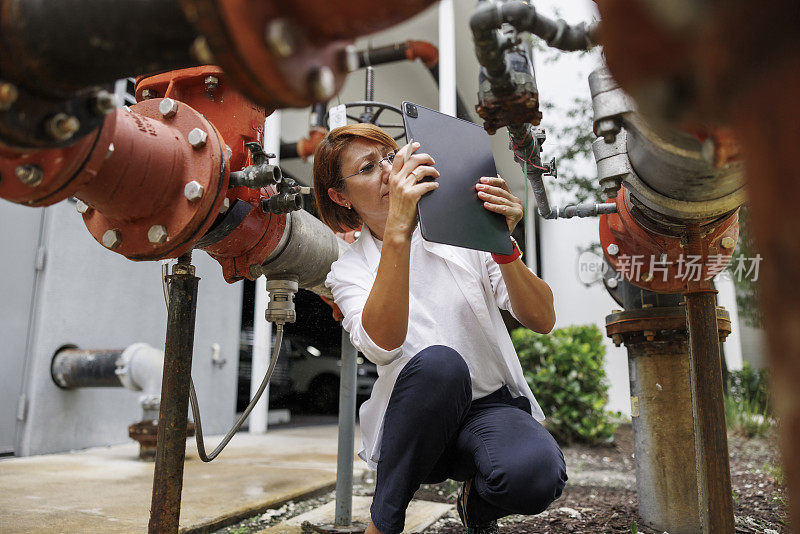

{"left": 190, "top": 324, "right": 283, "bottom": 462}
{"left": 161, "top": 262, "right": 283, "bottom": 462}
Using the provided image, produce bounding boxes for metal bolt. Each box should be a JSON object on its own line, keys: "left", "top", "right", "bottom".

{"left": 141, "top": 89, "right": 156, "bottom": 100}
{"left": 92, "top": 90, "right": 118, "bottom": 115}
{"left": 46, "top": 113, "right": 81, "bottom": 141}
{"left": 147, "top": 225, "right": 168, "bottom": 244}
{"left": 342, "top": 45, "right": 360, "bottom": 73}
{"left": 204, "top": 76, "right": 220, "bottom": 92}
{"left": 219, "top": 197, "right": 230, "bottom": 214}
{"left": 184, "top": 180, "right": 204, "bottom": 201}
{"left": 701, "top": 138, "right": 716, "bottom": 165}
{"left": 606, "top": 243, "right": 619, "bottom": 256}
{"left": 75, "top": 199, "right": 90, "bottom": 214}
{"left": 309, "top": 66, "right": 336, "bottom": 101}
{"left": 248, "top": 264, "right": 262, "bottom": 279}
{"left": 0, "top": 82, "right": 19, "bottom": 110}
{"left": 158, "top": 98, "right": 179, "bottom": 118}
{"left": 643, "top": 330, "right": 656, "bottom": 342}
{"left": 596, "top": 118, "right": 620, "bottom": 143}
{"left": 190, "top": 36, "right": 215, "bottom": 64}
{"left": 611, "top": 334, "right": 623, "bottom": 347}
{"left": 606, "top": 277, "right": 618, "bottom": 289}
{"left": 102, "top": 229, "right": 121, "bottom": 249}
{"left": 266, "top": 19, "right": 298, "bottom": 57}
{"left": 106, "top": 143, "right": 115, "bottom": 160}
{"left": 641, "top": 272, "right": 654, "bottom": 283}
{"left": 720, "top": 236, "right": 736, "bottom": 250}
{"left": 187, "top": 128, "right": 208, "bottom": 149}
{"left": 15, "top": 164, "right": 44, "bottom": 186}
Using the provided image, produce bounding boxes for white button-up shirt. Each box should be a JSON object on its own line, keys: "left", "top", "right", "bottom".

{"left": 325, "top": 225, "right": 545, "bottom": 470}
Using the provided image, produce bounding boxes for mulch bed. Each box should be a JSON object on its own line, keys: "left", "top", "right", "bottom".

{"left": 423, "top": 424, "right": 788, "bottom": 533}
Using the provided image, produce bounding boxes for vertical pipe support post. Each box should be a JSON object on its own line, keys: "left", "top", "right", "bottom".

{"left": 335, "top": 329, "right": 359, "bottom": 527}
{"left": 684, "top": 224, "right": 735, "bottom": 532}
{"left": 148, "top": 254, "right": 199, "bottom": 534}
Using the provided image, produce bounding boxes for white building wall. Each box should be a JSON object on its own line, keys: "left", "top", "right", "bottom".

{"left": 2, "top": 201, "right": 241, "bottom": 456}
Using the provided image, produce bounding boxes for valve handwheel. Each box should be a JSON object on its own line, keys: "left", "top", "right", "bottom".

{"left": 342, "top": 101, "right": 406, "bottom": 141}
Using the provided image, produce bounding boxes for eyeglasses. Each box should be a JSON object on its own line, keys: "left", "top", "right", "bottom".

{"left": 341, "top": 152, "right": 395, "bottom": 181}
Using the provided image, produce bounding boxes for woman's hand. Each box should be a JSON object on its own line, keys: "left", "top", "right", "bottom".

{"left": 385, "top": 141, "right": 440, "bottom": 240}
{"left": 476, "top": 175, "right": 523, "bottom": 233}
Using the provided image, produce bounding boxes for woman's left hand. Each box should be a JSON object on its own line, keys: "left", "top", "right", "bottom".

{"left": 476, "top": 175, "right": 523, "bottom": 233}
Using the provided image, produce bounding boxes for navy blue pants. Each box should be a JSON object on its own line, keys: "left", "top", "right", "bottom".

{"left": 371, "top": 345, "right": 568, "bottom": 534}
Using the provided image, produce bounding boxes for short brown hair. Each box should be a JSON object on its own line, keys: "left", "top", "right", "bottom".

{"left": 312, "top": 123, "right": 398, "bottom": 233}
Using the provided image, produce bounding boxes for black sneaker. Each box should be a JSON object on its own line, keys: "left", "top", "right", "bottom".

{"left": 456, "top": 479, "right": 499, "bottom": 534}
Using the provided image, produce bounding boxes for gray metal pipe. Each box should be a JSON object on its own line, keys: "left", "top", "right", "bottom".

{"left": 335, "top": 329, "right": 358, "bottom": 527}
{"left": 556, "top": 202, "right": 617, "bottom": 219}
{"left": 626, "top": 338, "right": 701, "bottom": 533}
{"left": 470, "top": 1, "right": 597, "bottom": 54}
{"left": 258, "top": 208, "right": 347, "bottom": 298}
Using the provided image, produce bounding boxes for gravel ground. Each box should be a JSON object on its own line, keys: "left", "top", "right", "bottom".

{"left": 213, "top": 424, "right": 787, "bottom": 533}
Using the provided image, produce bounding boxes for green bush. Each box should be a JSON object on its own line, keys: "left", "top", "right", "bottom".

{"left": 725, "top": 362, "right": 772, "bottom": 438}
{"left": 511, "top": 324, "right": 619, "bottom": 445}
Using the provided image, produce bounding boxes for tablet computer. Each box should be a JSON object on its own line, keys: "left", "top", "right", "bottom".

{"left": 401, "top": 101, "right": 513, "bottom": 255}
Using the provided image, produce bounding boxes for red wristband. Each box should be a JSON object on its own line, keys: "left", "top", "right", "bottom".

{"left": 492, "top": 237, "right": 522, "bottom": 264}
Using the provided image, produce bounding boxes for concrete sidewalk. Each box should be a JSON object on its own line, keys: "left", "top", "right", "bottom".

{"left": 0, "top": 424, "right": 366, "bottom": 533}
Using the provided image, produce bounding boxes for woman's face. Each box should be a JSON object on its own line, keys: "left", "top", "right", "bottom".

{"left": 328, "top": 138, "right": 395, "bottom": 231}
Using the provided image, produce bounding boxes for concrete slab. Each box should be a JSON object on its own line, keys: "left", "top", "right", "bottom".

{"left": 0, "top": 424, "right": 366, "bottom": 533}
{"left": 257, "top": 496, "right": 454, "bottom": 534}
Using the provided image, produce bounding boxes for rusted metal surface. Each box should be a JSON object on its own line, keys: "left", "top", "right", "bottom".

{"left": 149, "top": 256, "right": 199, "bottom": 533}
{"left": 177, "top": 0, "right": 435, "bottom": 109}
{"left": 605, "top": 306, "right": 731, "bottom": 344}
{"left": 626, "top": 338, "right": 700, "bottom": 533}
{"left": 129, "top": 420, "right": 195, "bottom": 461}
{"left": 731, "top": 51, "right": 800, "bottom": 531}
{"left": 684, "top": 290, "right": 735, "bottom": 532}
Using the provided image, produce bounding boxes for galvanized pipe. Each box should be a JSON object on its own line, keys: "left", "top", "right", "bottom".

{"left": 335, "top": 329, "right": 358, "bottom": 527}
{"left": 626, "top": 338, "right": 700, "bottom": 533}
{"left": 684, "top": 290, "right": 735, "bottom": 532}
{"left": 148, "top": 255, "right": 199, "bottom": 534}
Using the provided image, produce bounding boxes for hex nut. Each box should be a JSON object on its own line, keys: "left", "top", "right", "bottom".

{"left": 204, "top": 76, "right": 220, "bottom": 91}
{"left": 75, "top": 199, "right": 90, "bottom": 214}
{"left": 720, "top": 236, "right": 736, "bottom": 250}
{"left": 596, "top": 118, "right": 619, "bottom": 143}
{"left": 92, "top": 90, "right": 118, "bottom": 115}
{"left": 265, "top": 19, "right": 297, "bottom": 58}
{"left": 0, "top": 82, "right": 19, "bottom": 110}
{"left": 606, "top": 243, "right": 620, "bottom": 256}
{"left": 309, "top": 66, "right": 336, "bottom": 101}
{"left": 141, "top": 89, "right": 156, "bottom": 100}
{"left": 184, "top": 180, "right": 204, "bottom": 201}
{"left": 147, "top": 225, "right": 169, "bottom": 244}
{"left": 102, "top": 229, "right": 121, "bottom": 249}
{"left": 158, "top": 98, "right": 179, "bottom": 118}
{"left": 342, "top": 45, "right": 360, "bottom": 73}
{"left": 15, "top": 164, "right": 44, "bottom": 186}
{"left": 219, "top": 197, "right": 231, "bottom": 214}
{"left": 606, "top": 277, "right": 618, "bottom": 289}
{"left": 187, "top": 128, "right": 208, "bottom": 149}
{"left": 46, "top": 113, "right": 81, "bottom": 141}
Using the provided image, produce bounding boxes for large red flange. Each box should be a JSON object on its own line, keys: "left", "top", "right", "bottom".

{"left": 78, "top": 99, "right": 229, "bottom": 260}
{"left": 599, "top": 187, "right": 739, "bottom": 293}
